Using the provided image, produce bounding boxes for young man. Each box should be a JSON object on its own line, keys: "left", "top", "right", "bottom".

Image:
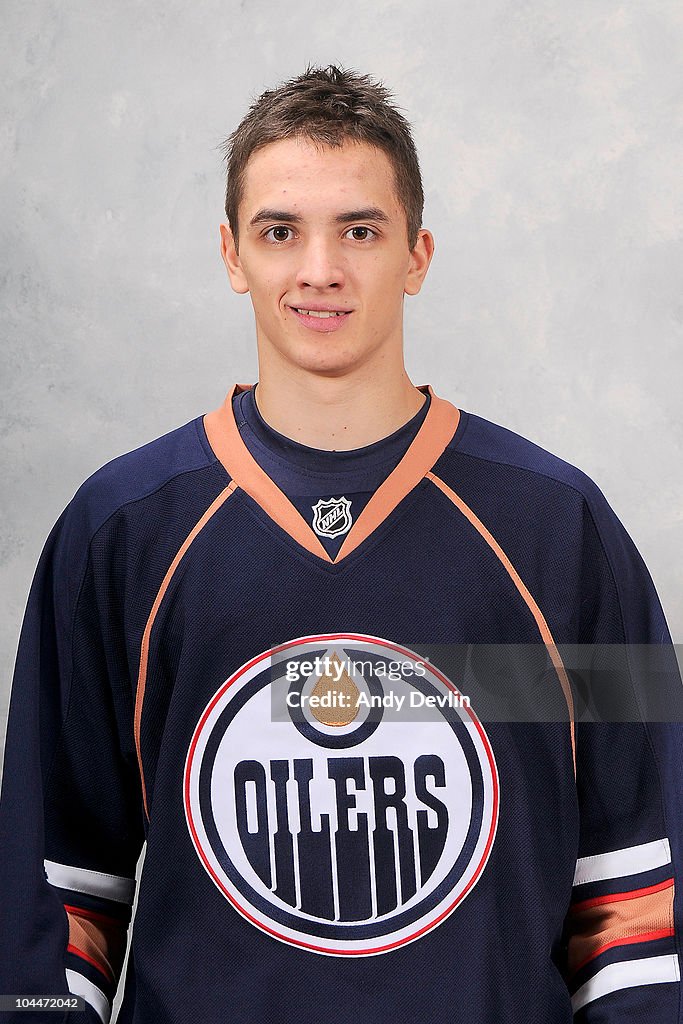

{"left": 0, "top": 65, "right": 681, "bottom": 1023}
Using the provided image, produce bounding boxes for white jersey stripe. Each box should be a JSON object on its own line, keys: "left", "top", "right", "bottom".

{"left": 571, "top": 954, "right": 680, "bottom": 1013}
{"left": 573, "top": 839, "right": 671, "bottom": 886}
{"left": 65, "top": 969, "right": 111, "bottom": 1023}
{"left": 44, "top": 859, "right": 135, "bottom": 904}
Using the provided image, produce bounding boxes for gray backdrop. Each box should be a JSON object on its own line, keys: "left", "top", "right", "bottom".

{"left": 2, "top": 0, "right": 682, "bottom": 770}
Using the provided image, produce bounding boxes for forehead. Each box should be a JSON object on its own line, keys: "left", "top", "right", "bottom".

{"left": 240, "top": 137, "right": 400, "bottom": 217}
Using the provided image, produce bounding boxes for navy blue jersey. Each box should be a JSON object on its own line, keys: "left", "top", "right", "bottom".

{"left": 231, "top": 383, "right": 431, "bottom": 559}
{"left": 1, "top": 383, "right": 681, "bottom": 1023}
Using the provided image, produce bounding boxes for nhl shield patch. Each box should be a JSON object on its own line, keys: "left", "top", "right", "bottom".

{"left": 311, "top": 496, "right": 352, "bottom": 538}
{"left": 184, "top": 633, "right": 499, "bottom": 956}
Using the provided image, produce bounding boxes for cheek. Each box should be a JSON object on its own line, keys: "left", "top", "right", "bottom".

{"left": 368, "top": 259, "right": 409, "bottom": 301}
{"left": 257, "top": 267, "right": 289, "bottom": 302}
{"left": 251, "top": 275, "right": 280, "bottom": 305}
{"left": 242, "top": 253, "right": 285, "bottom": 293}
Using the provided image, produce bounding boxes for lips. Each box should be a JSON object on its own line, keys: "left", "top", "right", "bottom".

{"left": 288, "top": 306, "right": 353, "bottom": 333}
{"left": 289, "top": 305, "right": 351, "bottom": 315}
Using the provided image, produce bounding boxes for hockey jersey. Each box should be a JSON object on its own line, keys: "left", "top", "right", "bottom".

{"left": 1, "top": 382, "right": 681, "bottom": 1023}
{"left": 231, "top": 382, "right": 431, "bottom": 558}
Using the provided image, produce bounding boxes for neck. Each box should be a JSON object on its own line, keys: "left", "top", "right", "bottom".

{"left": 253, "top": 366, "right": 426, "bottom": 452}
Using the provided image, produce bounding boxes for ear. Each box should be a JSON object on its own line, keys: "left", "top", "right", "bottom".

{"left": 404, "top": 228, "right": 435, "bottom": 296}
{"left": 219, "top": 222, "right": 249, "bottom": 294}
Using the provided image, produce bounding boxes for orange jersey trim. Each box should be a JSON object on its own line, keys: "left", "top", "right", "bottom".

{"left": 134, "top": 482, "right": 238, "bottom": 820}
{"left": 567, "top": 882, "right": 675, "bottom": 975}
{"left": 65, "top": 906, "right": 128, "bottom": 983}
{"left": 63, "top": 903, "right": 123, "bottom": 926}
{"left": 425, "top": 470, "right": 577, "bottom": 773}
{"left": 203, "top": 383, "right": 460, "bottom": 564}
{"left": 572, "top": 878, "right": 675, "bottom": 913}
{"left": 573, "top": 928, "right": 676, "bottom": 976}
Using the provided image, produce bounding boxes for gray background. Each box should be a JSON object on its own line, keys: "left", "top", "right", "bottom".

{"left": 2, "top": 0, "right": 682, "bottom": 771}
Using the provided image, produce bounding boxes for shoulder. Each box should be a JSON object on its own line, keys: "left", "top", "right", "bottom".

{"left": 62, "top": 414, "right": 217, "bottom": 546}
{"left": 438, "top": 408, "right": 670, "bottom": 641}
{"left": 436, "top": 407, "right": 633, "bottom": 582}
{"left": 446, "top": 408, "right": 612, "bottom": 516}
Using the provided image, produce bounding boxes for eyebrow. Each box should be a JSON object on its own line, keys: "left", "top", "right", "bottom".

{"left": 248, "top": 206, "right": 392, "bottom": 229}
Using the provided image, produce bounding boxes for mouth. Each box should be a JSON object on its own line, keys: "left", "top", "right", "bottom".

{"left": 288, "top": 305, "right": 353, "bottom": 333}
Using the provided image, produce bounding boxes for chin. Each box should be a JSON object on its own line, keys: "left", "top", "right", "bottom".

{"left": 290, "top": 354, "right": 362, "bottom": 377}
{"left": 277, "top": 338, "right": 365, "bottom": 375}
{"left": 259, "top": 328, "right": 374, "bottom": 377}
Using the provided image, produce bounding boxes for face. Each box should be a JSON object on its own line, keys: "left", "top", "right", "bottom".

{"left": 219, "top": 137, "right": 434, "bottom": 378}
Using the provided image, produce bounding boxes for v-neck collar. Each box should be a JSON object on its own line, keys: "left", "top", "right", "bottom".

{"left": 203, "top": 383, "right": 460, "bottom": 564}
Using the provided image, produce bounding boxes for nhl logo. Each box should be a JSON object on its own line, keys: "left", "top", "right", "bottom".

{"left": 311, "top": 496, "right": 353, "bottom": 538}
{"left": 184, "top": 634, "right": 499, "bottom": 957}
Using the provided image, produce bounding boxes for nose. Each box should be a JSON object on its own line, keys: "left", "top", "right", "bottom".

{"left": 295, "top": 236, "right": 345, "bottom": 290}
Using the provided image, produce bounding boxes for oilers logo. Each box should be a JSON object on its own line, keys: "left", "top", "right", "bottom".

{"left": 184, "top": 633, "right": 498, "bottom": 956}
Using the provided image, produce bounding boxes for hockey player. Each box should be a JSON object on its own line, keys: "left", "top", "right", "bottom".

{"left": 1, "top": 64, "right": 681, "bottom": 1023}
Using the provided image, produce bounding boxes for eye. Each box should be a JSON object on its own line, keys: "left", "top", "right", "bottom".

{"left": 264, "top": 225, "right": 295, "bottom": 244}
{"left": 345, "top": 226, "right": 376, "bottom": 241}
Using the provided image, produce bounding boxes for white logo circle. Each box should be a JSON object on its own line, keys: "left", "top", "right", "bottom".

{"left": 184, "top": 633, "right": 498, "bottom": 956}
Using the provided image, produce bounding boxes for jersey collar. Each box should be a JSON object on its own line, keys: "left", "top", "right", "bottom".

{"left": 204, "top": 383, "right": 460, "bottom": 564}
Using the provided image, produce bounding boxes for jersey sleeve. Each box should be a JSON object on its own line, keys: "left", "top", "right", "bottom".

{"left": 0, "top": 494, "right": 145, "bottom": 1023}
{"left": 561, "top": 484, "right": 683, "bottom": 1021}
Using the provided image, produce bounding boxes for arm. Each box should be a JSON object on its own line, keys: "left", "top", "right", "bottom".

{"left": 562, "top": 485, "right": 682, "bottom": 1021}
{"left": 0, "top": 497, "right": 145, "bottom": 1022}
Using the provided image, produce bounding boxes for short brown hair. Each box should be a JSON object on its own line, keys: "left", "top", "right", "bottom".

{"left": 220, "top": 64, "right": 424, "bottom": 252}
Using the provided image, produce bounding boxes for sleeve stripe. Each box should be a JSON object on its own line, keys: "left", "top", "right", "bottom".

{"left": 65, "top": 968, "right": 110, "bottom": 1023}
{"left": 572, "top": 877, "right": 674, "bottom": 912}
{"left": 66, "top": 942, "right": 112, "bottom": 982}
{"left": 573, "top": 839, "right": 671, "bottom": 885}
{"left": 65, "top": 906, "right": 128, "bottom": 984}
{"left": 570, "top": 954, "right": 680, "bottom": 1013}
{"left": 44, "top": 859, "right": 135, "bottom": 903}
{"left": 573, "top": 928, "right": 675, "bottom": 975}
{"left": 64, "top": 902, "right": 123, "bottom": 927}
{"left": 568, "top": 883, "right": 674, "bottom": 975}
